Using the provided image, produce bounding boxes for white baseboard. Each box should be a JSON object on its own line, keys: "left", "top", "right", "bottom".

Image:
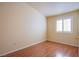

{"left": 47, "top": 39, "right": 77, "bottom": 47}
{"left": 0, "top": 40, "right": 46, "bottom": 56}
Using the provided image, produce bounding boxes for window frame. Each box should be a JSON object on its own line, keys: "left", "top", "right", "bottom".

{"left": 56, "top": 18, "right": 72, "bottom": 33}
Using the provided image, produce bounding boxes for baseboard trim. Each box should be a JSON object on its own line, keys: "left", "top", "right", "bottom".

{"left": 47, "top": 40, "right": 78, "bottom": 47}
{"left": 0, "top": 40, "right": 46, "bottom": 57}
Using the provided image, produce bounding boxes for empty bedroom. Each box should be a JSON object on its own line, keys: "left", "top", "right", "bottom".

{"left": 0, "top": 2, "right": 79, "bottom": 57}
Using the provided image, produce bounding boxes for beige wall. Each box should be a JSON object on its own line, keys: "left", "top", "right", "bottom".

{"left": 47, "top": 10, "right": 79, "bottom": 47}
{"left": 0, "top": 3, "right": 46, "bottom": 56}
{"left": 78, "top": 10, "right": 79, "bottom": 34}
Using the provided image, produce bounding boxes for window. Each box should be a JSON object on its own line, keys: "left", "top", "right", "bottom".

{"left": 64, "top": 19, "right": 71, "bottom": 32}
{"left": 56, "top": 18, "right": 71, "bottom": 32}
{"left": 56, "top": 20, "right": 62, "bottom": 32}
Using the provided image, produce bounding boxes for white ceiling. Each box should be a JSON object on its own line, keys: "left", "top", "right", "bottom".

{"left": 27, "top": 2, "right": 79, "bottom": 16}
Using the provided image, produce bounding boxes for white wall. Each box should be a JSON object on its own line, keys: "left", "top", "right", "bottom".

{"left": 47, "top": 10, "right": 79, "bottom": 47}
{"left": 0, "top": 3, "right": 46, "bottom": 56}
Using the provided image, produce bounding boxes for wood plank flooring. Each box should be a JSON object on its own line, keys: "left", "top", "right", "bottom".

{"left": 3, "top": 41, "right": 78, "bottom": 57}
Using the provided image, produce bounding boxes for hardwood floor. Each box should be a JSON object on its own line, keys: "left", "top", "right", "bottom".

{"left": 3, "top": 41, "right": 78, "bottom": 57}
